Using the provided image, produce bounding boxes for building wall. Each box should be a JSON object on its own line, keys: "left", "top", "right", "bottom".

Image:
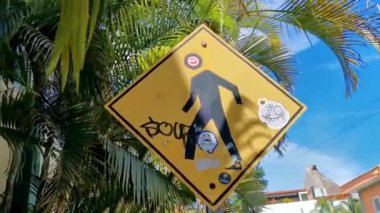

{"left": 359, "top": 182, "right": 380, "bottom": 213}
{"left": 0, "top": 81, "right": 11, "bottom": 201}
{"left": 0, "top": 139, "right": 10, "bottom": 198}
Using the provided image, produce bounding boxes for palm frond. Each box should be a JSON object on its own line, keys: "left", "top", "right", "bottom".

{"left": 0, "top": 6, "right": 32, "bottom": 75}
{"left": 0, "top": 92, "right": 37, "bottom": 150}
{"left": 233, "top": 175, "right": 266, "bottom": 212}
{"left": 66, "top": 180, "right": 125, "bottom": 213}
{"left": 79, "top": 30, "right": 113, "bottom": 101}
{"left": 46, "top": 0, "right": 101, "bottom": 91}
{"left": 0, "top": 53, "right": 34, "bottom": 93}
{"left": 341, "top": 198, "right": 362, "bottom": 213}
{"left": 107, "top": 141, "right": 193, "bottom": 211}
{"left": 247, "top": 0, "right": 380, "bottom": 96}
{"left": 107, "top": 1, "right": 193, "bottom": 88}
{"left": 0, "top": 91, "right": 41, "bottom": 212}
{"left": 189, "top": 0, "right": 224, "bottom": 32}
{"left": 273, "top": 134, "right": 287, "bottom": 157}
{"left": 221, "top": 0, "right": 247, "bottom": 18}
{"left": 0, "top": 6, "right": 31, "bottom": 43}
{"left": 36, "top": 103, "right": 98, "bottom": 211}
{"left": 107, "top": 0, "right": 230, "bottom": 91}
{"left": 315, "top": 198, "right": 336, "bottom": 213}
{"left": 16, "top": 25, "right": 53, "bottom": 69}
{"left": 236, "top": 34, "right": 296, "bottom": 90}
{"left": 1, "top": 24, "right": 52, "bottom": 92}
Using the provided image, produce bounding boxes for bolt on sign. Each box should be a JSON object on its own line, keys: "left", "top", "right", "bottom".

{"left": 105, "top": 24, "right": 306, "bottom": 210}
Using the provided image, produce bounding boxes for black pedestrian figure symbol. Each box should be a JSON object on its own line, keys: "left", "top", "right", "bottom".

{"left": 182, "top": 70, "right": 243, "bottom": 170}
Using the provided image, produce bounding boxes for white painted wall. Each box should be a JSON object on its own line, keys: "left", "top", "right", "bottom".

{"left": 262, "top": 200, "right": 317, "bottom": 213}
{"left": 262, "top": 199, "right": 349, "bottom": 213}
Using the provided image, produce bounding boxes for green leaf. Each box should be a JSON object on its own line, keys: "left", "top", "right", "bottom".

{"left": 233, "top": 175, "right": 267, "bottom": 212}
{"left": 46, "top": 0, "right": 73, "bottom": 76}
{"left": 46, "top": 0, "right": 99, "bottom": 91}
{"left": 60, "top": 46, "right": 70, "bottom": 90}
{"left": 107, "top": 142, "right": 192, "bottom": 211}
{"left": 0, "top": 6, "right": 31, "bottom": 43}
{"left": 236, "top": 34, "right": 296, "bottom": 90}
{"left": 87, "top": 0, "right": 100, "bottom": 47}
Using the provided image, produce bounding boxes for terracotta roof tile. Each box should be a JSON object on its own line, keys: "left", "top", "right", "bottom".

{"left": 265, "top": 189, "right": 306, "bottom": 197}
{"left": 341, "top": 165, "right": 380, "bottom": 193}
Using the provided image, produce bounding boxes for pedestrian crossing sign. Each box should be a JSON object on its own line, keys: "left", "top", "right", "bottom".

{"left": 105, "top": 24, "right": 306, "bottom": 210}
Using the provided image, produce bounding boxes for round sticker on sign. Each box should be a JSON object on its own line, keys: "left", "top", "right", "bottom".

{"left": 218, "top": 172, "right": 231, "bottom": 185}
{"left": 197, "top": 131, "right": 218, "bottom": 153}
{"left": 258, "top": 99, "right": 290, "bottom": 129}
{"left": 185, "top": 53, "right": 202, "bottom": 69}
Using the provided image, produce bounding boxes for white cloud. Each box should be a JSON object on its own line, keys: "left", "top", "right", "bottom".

{"left": 322, "top": 61, "right": 341, "bottom": 71}
{"left": 319, "top": 54, "right": 380, "bottom": 71}
{"left": 364, "top": 54, "right": 380, "bottom": 62}
{"left": 260, "top": 142, "right": 362, "bottom": 192}
{"left": 283, "top": 33, "right": 320, "bottom": 54}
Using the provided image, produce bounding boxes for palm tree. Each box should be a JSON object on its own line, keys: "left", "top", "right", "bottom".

{"left": 0, "top": 0, "right": 207, "bottom": 211}
{"left": 45, "top": 0, "right": 380, "bottom": 96}
{"left": 227, "top": 174, "right": 267, "bottom": 212}
{"left": 1, "top": 0, "right": 380, "bottom": 212}
{"left": 314, "top": 198, "right": 362, "bottom": 213}
{"left": 341, "top": 198, "right": 362, "bottom": 213}
{"left": 314, "top": 198, "right": 341, "bottom": 213}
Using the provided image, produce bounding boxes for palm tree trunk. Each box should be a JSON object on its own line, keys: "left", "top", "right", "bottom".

{"left": 35, "top": 137, "right": 54, "bottom": 211}
{"left": 10, "top": 147, "right": 33, "bottom": 213}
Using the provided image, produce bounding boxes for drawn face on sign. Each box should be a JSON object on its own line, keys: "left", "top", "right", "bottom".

{"left": 197, "top": 131, "right": 218, "bottom": 153}
{"left": 258, "top": 99, "right": 290, "bottom": 129}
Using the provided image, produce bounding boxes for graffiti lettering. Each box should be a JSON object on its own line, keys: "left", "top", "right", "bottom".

{"left": 140, "top": 117, "right": 190, "bottom": 143}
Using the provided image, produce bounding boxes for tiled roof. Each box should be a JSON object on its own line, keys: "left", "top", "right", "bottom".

{"left": 341, "top": 165, "right": 380, "bottom": 193}
{"left": 265, "top": 189, "right": 306, "bottom": 197}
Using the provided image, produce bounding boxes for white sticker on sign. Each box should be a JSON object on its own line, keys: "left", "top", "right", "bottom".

{"left": 258, "top": 99, "right": 290, "bottom": 129}
{"left": 197, "top": 131, "right": 218, "bottom": 153}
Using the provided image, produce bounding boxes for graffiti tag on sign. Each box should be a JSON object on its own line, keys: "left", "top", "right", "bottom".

{"left": 140, "top": 117, "right": 190, "bottom": 143}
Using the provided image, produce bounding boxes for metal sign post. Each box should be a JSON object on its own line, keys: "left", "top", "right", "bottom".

{"left": 206, "top": 207, "right": 224, "bottom": 213}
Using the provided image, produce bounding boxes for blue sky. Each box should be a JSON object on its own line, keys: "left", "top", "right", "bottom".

{"left": 261, "top": 30, "right": 380, "bottom": 191}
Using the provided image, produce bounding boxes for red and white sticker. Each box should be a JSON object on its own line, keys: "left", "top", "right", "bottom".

{"left": 185, "top": 54, "right": 202, "bottom": 69}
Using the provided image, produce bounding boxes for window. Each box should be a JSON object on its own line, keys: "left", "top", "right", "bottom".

{"left": 373, "top": 196, "right": 380, "bottom": 213}
{"left": 313, "top": 187, "right": 327, "bottom": 198}
{"left": 299, "top": 192, "right": 309, "bottom": 201}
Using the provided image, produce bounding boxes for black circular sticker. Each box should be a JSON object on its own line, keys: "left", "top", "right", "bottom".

{"left": 218, "top": 172, "right": 231, "bottom": 185}
{"left": 184, "top": 53, "right": 202, "bottom": 69}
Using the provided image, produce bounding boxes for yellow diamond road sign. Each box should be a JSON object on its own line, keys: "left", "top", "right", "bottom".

{"left": 106, "top": 24, "right": 306, "bottom": 210}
